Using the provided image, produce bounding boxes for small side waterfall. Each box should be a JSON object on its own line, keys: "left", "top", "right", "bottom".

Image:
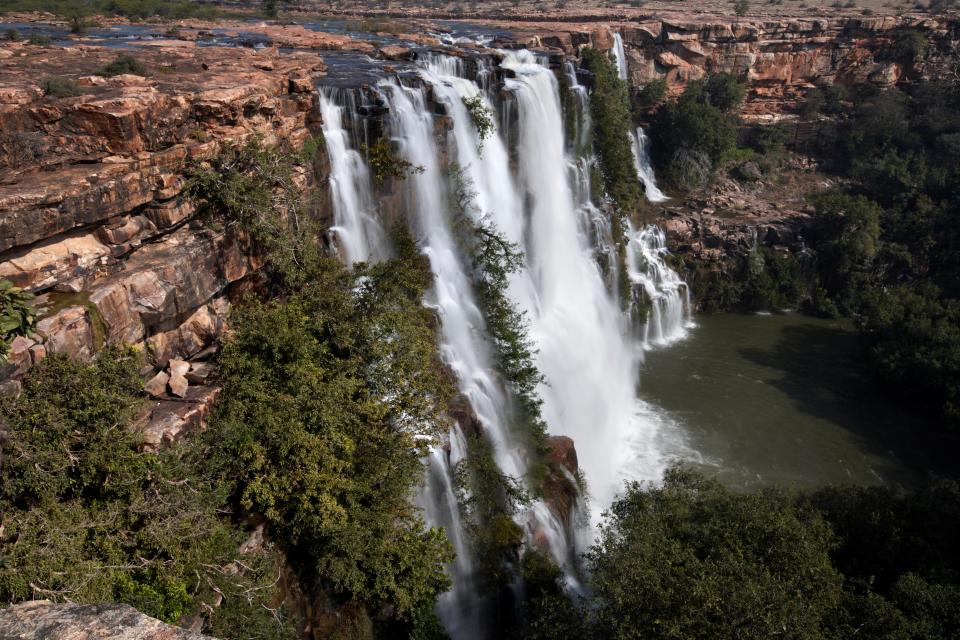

{"left": 632, "top": 126, "right": 669, "bottom": 203}
{"left": 627, "top": 224, "right": 694, "bottom": 347}
{"left": 317, "top": 88, "right": 389, "bottom": 263}
{"left": 612, "top": 32, "right": 669, "bottom": 203}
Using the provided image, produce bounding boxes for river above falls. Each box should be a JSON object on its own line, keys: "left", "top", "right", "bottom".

{"left": 640, "top": 312, "right": 946, "bottom": 491}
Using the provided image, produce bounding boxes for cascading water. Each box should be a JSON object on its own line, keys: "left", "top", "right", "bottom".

{"left": 317, "top": 88, "right": 389, "bottom": 263}
{"left": 612, "top": 33, "right": 669, "bottom": 203}
{"left": 626, "top": 224, "right": 694, "bottom": 347}
{"left": 499, "top": 50, "right": 680, "bottom": 517}
{"left": 632, "top": 125, "right": 669, "bottom": 203}
{"left": 317, "top": 45, "right": 694, "bottom": 640}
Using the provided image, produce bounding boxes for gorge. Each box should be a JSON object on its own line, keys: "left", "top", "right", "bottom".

{"left": 1, "top": 3, "right": 959, "bottom": 639}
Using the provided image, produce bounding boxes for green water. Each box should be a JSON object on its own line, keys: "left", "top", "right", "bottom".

{"left": 641, "top": 313, "right": 942, "bottom": 491}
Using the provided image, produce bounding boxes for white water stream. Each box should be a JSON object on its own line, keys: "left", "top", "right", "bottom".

{"left": 317, "top": 47, "right": 692, "bottom": 638}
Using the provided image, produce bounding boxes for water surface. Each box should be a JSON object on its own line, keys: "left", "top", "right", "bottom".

{"left": 641, "top": 312, "right": 943, "bottom": 490}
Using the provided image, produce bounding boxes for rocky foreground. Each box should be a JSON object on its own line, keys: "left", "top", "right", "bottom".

{"left": 0, "top": 601, "right": 214, "bottom": 639}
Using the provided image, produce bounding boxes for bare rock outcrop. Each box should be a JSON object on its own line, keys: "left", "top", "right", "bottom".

{"left": 0, "top": 600, "right": 216, "bottom": 640}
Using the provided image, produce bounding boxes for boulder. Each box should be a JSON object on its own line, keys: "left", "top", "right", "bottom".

{"left": 144, "top": 370, "right": 170, "bottom": 398}
{"left": 0, "top": 600, "right": 215, "bottom": 639}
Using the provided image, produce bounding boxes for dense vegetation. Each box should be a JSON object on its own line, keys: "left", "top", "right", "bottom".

{"left": 0, "top": 347, "right": 297, "bottom": 638}
{"left": 579, "top": 47, "right": 642, "bottom": 216}
{"left": 0, "top": 140, "right": 457, "bottom": 638}
{"left": 649, "top": 73, "right": 744, "bottom": 191}
{"left": 0, "top": 0, "right": 220, "bottom": 20}
{"left": 521, "top": 468, "right": 960, "bottom": 639}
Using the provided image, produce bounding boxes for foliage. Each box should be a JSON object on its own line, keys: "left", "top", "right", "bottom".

{"left": 26, "top": 34, "right": 51, "bottom": 46}
{"left": 893, "top": 30, "right": 929, "bottom": 62}
{"left": 41, "top": 76, "right": 82, "bottom": 97}
{"left": 363, "top": 137, "right": 425, "bottom": 185}
{"left": 734, "top": 0, "right": 750, "bottom": 15}
{"left": 580, "top": 47, "right": 642, "bottom": 214}
{"left": 796, "top": 80, "right": 960, "bottom": 427}
{"left": 524, "top": 468, "right": 960, "bottom": 639}
{"left": 185, "top": 137, "right": 324, "bottom": 290}
{"left": 0, "top": 0, "right": 219, "bottom": 20}
{"left": 650, "top": 75, "right": 743, "bottom": 190}
{"left": 587, "top": 468, "right": 842, "bottom": 639}
{"left": 98, "top": 53, "right": 148, "bottom": 77}
{"left": 448, "top": 167, "right": 549, "bottom": 464}
{"left": 634, "top": 77, "right": 667, "bottom": 109}
{"left": 206, "top": 233, "right": 454, "bottom": 621}
{"left": 0, "top": 347, "right": 294, "bottom": 636}
{"left": 462, "top": 94, "right": 495, "bottom": 153}
{"left": 4, "top": 28, "right": 22, "bottom": 41}
{"left": 0, "top": 280, "right": 37, "bottom": 360}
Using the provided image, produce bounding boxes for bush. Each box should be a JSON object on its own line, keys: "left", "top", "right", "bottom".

{"left": 207, "top": 238, "right": 454, "bottom": 622}
{"left": 4, "top": 28, "right": 22, "bottom": 41}
{"left": 0, "top": 279, "right": 36, "bottom": 360}
{"left": 98, "top": 53, "right": 148, "bottom": 77}
{"left": 362, "top": 137, "right": 424, "bottom": 184}
{"left": 734, "top": 0, "right": 750, "bottom": 14}
{"left": 587, "top": 469, "right": 842, "bottom": 638}
{"left": 635, "top": 77, "right": 667, "bottom": 109}
{"left": 0, "top": 347, "right": 294, "bottom": 634}
{"left": 41, "top": 76, "right": 83, "bottom": 98}
{"left": 26, "top": 34, "right": 51, "bottom": 46}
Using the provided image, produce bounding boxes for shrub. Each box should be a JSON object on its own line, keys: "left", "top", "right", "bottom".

{"left": 0, "top": 280, "right": 36, "bottom": 360}
{"left": 98, "top": 53, "right": 148, "bottom": 77}
{"left": 4, "top": 27, "right": 22, "bottom": 42}
{"left": 0, "top": 347, "right": 293, "bottom": 634}
{"left": 635, "top": 77, "right": 667, "bottom": 109}
{"left": 41, "top": 76, "right": 83, "bottom": 98}
{"left": 26, "top": 34, "right": 51, "bottom": 46}
{"left": 362, "top": 137, "right": 424, "bottom": 184}
{"left": 734, "top": 0, "right": 750, "bottom": 15}
{"left": 462, "top": 94, "right": 495, "bottom": 152}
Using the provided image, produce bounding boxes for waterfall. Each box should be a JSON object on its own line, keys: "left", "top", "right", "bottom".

{"left": 316, "top": 48, "right": 694, "bottom": 639}
{"left": 626, "top": 224, "right": 694, "bottom": 347}
{"left": 632, "top": 126, "right": 669, "bottom": 203}
{"left": 612, "top": 32, "right": 628, "bottom": 81}
{"left": 611, "top": 32, "right": 669, "bottom": 203}
{"left": 499, "top": 50, "right": 675, "bottom": 516}
{"left": 317, "top": 88, "right": 389, "bottom": 263}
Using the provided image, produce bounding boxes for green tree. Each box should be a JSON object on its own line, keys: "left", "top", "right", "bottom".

{"left": 586, "top": 468, "right": 842, "bottom": 639}
{"left": 579, "top": 47, "right": 642, "bottom": 214}
{"left": 207, "top": 237, "right": 454, "bottom": 623}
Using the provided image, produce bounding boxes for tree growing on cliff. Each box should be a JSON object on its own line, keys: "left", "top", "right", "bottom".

{"left": 650, "top": 74, "right": 743, "bottom": 190}
{"left": 206, "top": 232, "right": 455, "bottom": 630}
{"left": 579, "top": 47, "right": 643, "bottom": 216}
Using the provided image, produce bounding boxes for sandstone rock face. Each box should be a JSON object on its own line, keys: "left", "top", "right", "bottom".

{"left": 493, "top": 14, "right": 958, "bottom": 120}
{"left": 0, "top": 600, "right": 216, "bottom": 640}
{"left": 0, "top": 43, "right": 320, "bottom": 382}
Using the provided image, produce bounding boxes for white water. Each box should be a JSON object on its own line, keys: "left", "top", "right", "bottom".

{"left": 318, "top": 49, "right": 694, "bottom": 639}
{"left": 317, "top": 89, "right": 389, "bottom": 263}
{"left": 627, "top": 224, "right": 694, "bottom": 347}
{"left": 632, "top": 125, "right": 669, "bottom": 203}
{"left": 612, "top": 33, "right": 669, "bottom": 203}
{"left": 499, "top": 50, "right": 681, "bottom": 516}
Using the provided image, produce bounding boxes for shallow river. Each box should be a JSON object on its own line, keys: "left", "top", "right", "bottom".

{"left": 641, "top": 312, "right": 943, "bottom": 491}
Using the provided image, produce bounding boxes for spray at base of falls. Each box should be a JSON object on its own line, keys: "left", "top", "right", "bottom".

{"left": 316, "top": 48, "right": 695, "bottom": 638}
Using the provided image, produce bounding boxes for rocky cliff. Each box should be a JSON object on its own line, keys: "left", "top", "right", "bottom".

{"left": 502, "top": 13, "right": 959, "bottom": 119}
